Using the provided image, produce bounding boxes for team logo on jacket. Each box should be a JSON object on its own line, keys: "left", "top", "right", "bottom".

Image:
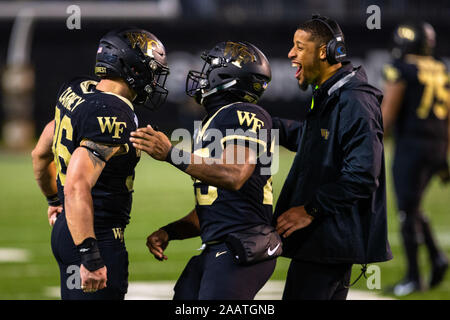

{"left": 321, "top": 129, "right": 330, "bottom": 140}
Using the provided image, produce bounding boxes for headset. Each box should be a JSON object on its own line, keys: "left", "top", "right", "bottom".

{"left": 311, "top": 14, "right": 347, "bottom": 65}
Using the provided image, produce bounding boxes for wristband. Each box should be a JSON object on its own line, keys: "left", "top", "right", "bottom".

{"left": 77, "top": 237, "right": 105, "bottom": 272}
{"left": 165, "top": 146, "right": 190, "bottom": 172}
{"left": 160, "top": 223, "right": 178, "bottom": 241}
{"left": 46, "top": 194, "right": 61, "bottom": 207}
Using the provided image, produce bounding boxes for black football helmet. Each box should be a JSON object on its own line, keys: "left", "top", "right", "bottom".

{"left": 186, "top": 41, "right": 271, "bottom": 105}
{"left": 95, "top": 28, "right": 170, "bottom": 110}
{"left": 392, "top": 22, "right": 436, "bottom": 58}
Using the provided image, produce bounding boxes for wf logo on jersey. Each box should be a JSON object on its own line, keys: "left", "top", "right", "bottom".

{"left": 236, "top": 111, "right": 264, "bottom": 133}
{"left": 97, "top": 117, "right": 127, "bottom": 139}
{"left": 112, "top": 228, "right": 124, "bottom": 242}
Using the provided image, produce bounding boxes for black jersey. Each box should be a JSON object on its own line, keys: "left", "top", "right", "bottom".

{"left": 52, "top": 77, "right": 140, "bottom": 227}
{"left": 383, "top": 55, "right": 449, "bottom": 143}
{"left": 192, "top": 102, "right": 274, "bottom": 243}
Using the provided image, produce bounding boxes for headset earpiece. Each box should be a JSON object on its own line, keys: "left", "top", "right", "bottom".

{"left": 311, "top": 14, "right": 347, "bottom": 65}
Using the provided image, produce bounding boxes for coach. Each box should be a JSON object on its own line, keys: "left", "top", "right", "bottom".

{"left": 273, "top": 15, "right": 392, "bottom": 300}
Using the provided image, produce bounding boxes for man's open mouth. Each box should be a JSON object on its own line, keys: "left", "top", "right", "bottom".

{"left": 292, "top": 62, "right": 302, "bottom": 79}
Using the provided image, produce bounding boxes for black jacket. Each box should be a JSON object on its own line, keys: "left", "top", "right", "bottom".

{"left": 273, "top": 62, "right": 393, "bottom": 264}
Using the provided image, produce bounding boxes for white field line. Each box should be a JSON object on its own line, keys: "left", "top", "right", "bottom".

{"left": 388, "top": 231, "right": 450, "bottom": 248}
{"left": 45, "top": 280, "right": 393, "bottom": 300}
{"left": 0, "top": 248, "right": 30, "bottom": 263}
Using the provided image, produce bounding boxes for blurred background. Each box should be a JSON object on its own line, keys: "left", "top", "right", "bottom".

{"left": 0, "top": 0, "right": 449, "bottom": 299}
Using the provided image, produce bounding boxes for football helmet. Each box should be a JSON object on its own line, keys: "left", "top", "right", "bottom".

{"left": 186, "top": 41, "right": 271, "bottom": 104}
{"left": 95, "top": 28, "right": 170, "bottom": 110}
{"left": 392, "top": 22, "right": 436, "bottom": 58}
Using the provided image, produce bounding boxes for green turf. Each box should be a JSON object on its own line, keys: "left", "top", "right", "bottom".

{"left": 0, "top": 140, "right": 449, "bottom": 299}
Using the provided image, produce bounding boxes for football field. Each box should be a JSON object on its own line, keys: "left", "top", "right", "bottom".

{"left": 0, "top": 141, "right": 449, "bottom": 300}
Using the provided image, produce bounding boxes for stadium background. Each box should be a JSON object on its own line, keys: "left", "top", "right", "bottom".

{"left": 0, "top": 0, "right": 449, "bottom": 299}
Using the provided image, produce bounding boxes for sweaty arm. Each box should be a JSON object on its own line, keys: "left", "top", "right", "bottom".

{"left": 32, "top": 120, "right": 57, "bottom": 197}
{"left": 131, "top": 126, "right": 257, "bottom": 191}
{"left": 64, "top": 140, "right": 120, "bottom": 245}
{"left": 185, "top": 144, "right": 256, "bottom": 191}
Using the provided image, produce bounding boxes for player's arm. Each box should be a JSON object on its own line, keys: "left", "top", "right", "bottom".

{"left": 31, "top": 120, "right": 62, "bottom": 226}
{"left": 447, "top": 85, "right": 450, "bottom": 154}
{"left": 64, "top": 140, "right": 120, "bottom": 292}
{"left": 381, "top": 77, "right": 406, "bottom": 133}
{"left": 65, "top": 140, "right": 120, "bottom": 244}
{"left": 32, "top": 120, "right": 57, "bottom": 196}
{"left": 146, "top": 208, "right": 199, "bottom": 261}
{"left": 186, "top": 144, "right": 256, "bottom": 191}
{"left": 131, "top": 125, "right": 256, "bottom": 191}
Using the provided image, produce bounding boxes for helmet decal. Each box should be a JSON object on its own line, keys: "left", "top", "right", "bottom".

{"left": 125, "top": 32, "right": 160, "bottom": 58}
{"left": 397, "top": 26, "right": 416, "bottom": 42}
{"left": 253, "top": 82, "right": 262, "bottom": 91}
{"left": 392, "top": 22, "right": 435, "bottom": 58}
{"left": 224, "top": 41, "right": 257, "bottom": 68}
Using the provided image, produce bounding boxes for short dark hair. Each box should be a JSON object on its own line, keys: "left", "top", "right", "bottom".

{"left": 297, "top": 19, "right": 333, "bottom": 46}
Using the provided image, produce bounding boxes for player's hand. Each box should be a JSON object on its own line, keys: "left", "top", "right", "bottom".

{"left": 276, "top": 205, "right": 314, "bottom": 238}
{"left": 146, "top": 229, "right": 169, "bottom": 261}
{"left": 130, "top": 125, "right": 172, "bottom": 161}
{"left": 80, "top": 264, "right": 107, "bottom": 293}
{"left": 48, "top": 205, "right": 63, "bottom": 227}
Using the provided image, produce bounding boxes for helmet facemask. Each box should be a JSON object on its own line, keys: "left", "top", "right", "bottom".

{"left": 95, "top": 29, "right": 170, "bottom": 111}
{"left": 132, "top": 57, "right": 170, "bottom": 110}
{"left": 186, "top": 42, "right": 271, "bottom": 106}
{"left": 186, "top": 52, "right": 237, "bottom": 104}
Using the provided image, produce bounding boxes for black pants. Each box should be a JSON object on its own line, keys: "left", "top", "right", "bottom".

{"left": 51, "top": 213, "right": 129, "bottom": 300}
{"left": 393, "top": 142, "right": 446, "bottom": 280}
{"left": 392, "top": 143, "right": 441, "bottom": 214}
{"left": 282, "top": 260, "right": 352, "bottom": 300}
{"left": 174, "top": 242, "right": 276, "bottom": 300}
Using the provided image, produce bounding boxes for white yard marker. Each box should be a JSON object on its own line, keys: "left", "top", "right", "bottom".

{"left": 45, "top": 280, "right": 393, "bottom": 300}
{"left": 0, "top": 248, "right": 30, "bottom": 263}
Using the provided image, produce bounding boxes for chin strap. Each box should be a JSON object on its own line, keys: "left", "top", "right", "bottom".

{"left": 200, "top": 80, "right": 238, "bottom": 104}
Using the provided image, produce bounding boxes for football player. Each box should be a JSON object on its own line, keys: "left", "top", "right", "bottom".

{"left": 382, "top": 22, "right": 449, "bottom": 296}
{"left": 130, "top": 41, "right": 278, "bottom": 299}
{"left": 31, "top": 28, "right": 169, "bottom": 299}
